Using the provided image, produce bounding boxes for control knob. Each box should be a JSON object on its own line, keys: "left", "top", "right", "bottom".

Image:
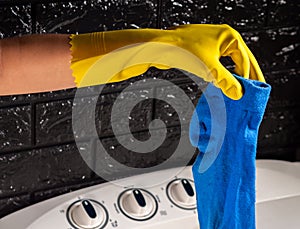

{"left": 166, "top": 178, "right": 196, "bottom": 210}
{"left": 67, "top": 199, "right": 108, "bottom": 229}
{"left": 118, "top": 188, "right": 158, "bottom": 221}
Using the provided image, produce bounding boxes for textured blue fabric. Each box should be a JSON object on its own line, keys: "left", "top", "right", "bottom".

{"left": 190, "top": 75, "right": 271, "bottom": 229}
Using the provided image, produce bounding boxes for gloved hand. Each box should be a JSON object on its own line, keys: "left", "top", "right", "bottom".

{"left": 70, "top": 24, "right": 265, "bottom": 100}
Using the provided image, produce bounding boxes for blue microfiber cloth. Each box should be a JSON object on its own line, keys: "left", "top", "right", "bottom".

{"left": 190, "top": 75, "right": 271, "bottom": 229}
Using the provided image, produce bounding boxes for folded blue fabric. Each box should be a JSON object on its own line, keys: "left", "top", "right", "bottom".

{"left": 190, "top": 75, "right": 271, "bottom": 229}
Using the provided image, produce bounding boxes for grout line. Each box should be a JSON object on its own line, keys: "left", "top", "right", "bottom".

{"left": 0, "top": 122, "right": 185, "bottom": 156}
{"left": 237, "top": 24, "right": 300, "bottom": 33}
{"left": 30, "top": 102, "right": 36, "bottom": 146}
{"left": 29, "top": 192, "right": 35, "bottom": 205}
{"left": 0, "top": 102, "right": 31, "bottom": 110}
{"left": 98, "top": 123, "right": 189, "bottom": 140}
{"left": 0, "top": 177, "right": 104, "bottom": 202}
{"left": 0, "top": 66, "right": 299, "bottom": 109}
{"left": 0, "top": 191, "right": 30, "bottom": 201}
{"left": 264, "top": 104, "right": 300, "bottom": 112}
{"left": 151, "top": 86, "right": 157, "bottom": 121}
{"left": 30, "top": 3, "right": 37, "bottom": 34}
{"left": 0, "top": 140, "right": 77, "bottom": 156}
{"left": 90, "top": 138, "right": 97, "bottom": 179}
{"left": 31, "top": 177, "right": 107, "bottom": 198}
{"left": 0, "top": 94, "right": 75, "bottom": 110}
{"left": 0, "top": 0, "right": 79, "bottom": 7}
{"left": 256, "top": 147, "right": 298, "bottom": 162}
{"left": 156, "top": 0, "right": 162, "bottom": 28}
{"left": 211, "top": 0, "right": 218, "bottom": 23}
{"left": 265, "top": 0, "right": 271, "bottom": 28}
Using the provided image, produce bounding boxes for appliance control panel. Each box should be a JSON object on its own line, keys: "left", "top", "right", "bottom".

{"left": 2, "top": 160, "right": 300, "bottom": 229}
{"left": 23, "top": 166, "right": 199, "bottom": 229}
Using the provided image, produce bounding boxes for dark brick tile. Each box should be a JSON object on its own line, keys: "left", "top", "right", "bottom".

{"left": 0, "top": 4, "right": 31, "bottom": 38}
{"left": 35, "top": 0, "right": 157, "bottom": 34}
{"left": 242, "top": 27, "right": 300, "bottom": 71}
{"left": 258, "top": 108, "right": 300, "bottom": 149}
{"left": 73, "top": 68, "right": 204, "bottom": 98}
{"left": 94, "top": 125, "right": 196, "bottom": 179}
{"left": 36, "top": 99, "right": 74, "bottom": 145}
{"left": 38, "top": 86, "right": 154, "bottom": 143}
{"left": 32, "top": 177, "right": 106, "bottom": 203}
{"left": 0, "top": 89, "right": 76, "bottom": 108}
{"left": 0, "top": 150, "right": 39, "bottom": 196}
{"left": 257, "top": 147, "right": 297, "bottom": 162}
{"left": 126, "top": 68, "right": 202, "bottom": 88}
{"left": 72, "top": 94, "right": 99, "bottom": 140}
{"left": 152, "top": 68, "right": 189, "bottom": 82}
{"left": 150, "top": 68, "right": 209, "bottom": 84}
{"left": 32, "top": 88, "right": 77, "bottom": 100}
{"left": 36, "top": 143, "right": 94, "bottom": 188}
{"left": 75, "top": 68, "right": 167, "bottom": 96}
{"left": 161, "top": 0, "right": 215, "bottom": 28}
{"left": 0, "top": 143, "right": 93, "bottom": 196}
{"left": 266, "top": 69, "right": 300, "bottom": 108}
{"left": 0, "top": 194, "right": 31, "bottom": 218}
{"left": 0, "top": 106, "right": 31, "bottom": 152}
{"left": 154, "top": 81, "right": 203, "bottom": 126}
{"left": 33, "top": 185, "right": 71, "bottom": 204}
{"left": 95, "top": 87, "right": 154, "bottom": 137}
{"left": 0, "top": 95, "right": 31, "bottom": 108}
{"left": 73, "top": 69, "right": 202, "bottom": 139}
{"left": 268, "top": 0, "right": 300, "bottom": 27}
{"left": 296, "top": 148, "right": 300, "bottom": 161}
{"left": 215, "top": 0, "right": 267, "bottom": 29}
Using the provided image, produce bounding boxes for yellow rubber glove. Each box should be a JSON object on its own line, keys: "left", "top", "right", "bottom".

{"left": 70, "top": 24, "right": 265, "bottom": 100}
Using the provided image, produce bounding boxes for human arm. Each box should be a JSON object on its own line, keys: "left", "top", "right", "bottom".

{"left": 0, "top": 34, "right": 75, "bottom": 95}
{"left": 0, "top": 25, "right": 265, "bottom": 99}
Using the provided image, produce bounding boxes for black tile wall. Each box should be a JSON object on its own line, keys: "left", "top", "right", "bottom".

{"left": 96, "top": 88, "right": 154, "bottom": 137}
{"left": 266, "top": 69, "right": 300, "bottom": 107}
{"left": 160, "top": 0, "right": 215, "bottom": 28}
{"left": 0, "top": 106, "right": 31, "bottom": 152}
{"left": 258, "top": 108, "right": 300, "bottom": 149}
{"left": 0, "top": 0, "right": 299, "bottom": 219}
{"left": 0, "top": 4, "right": 31, "bottom": 38}
{"left": 95, "top": 125, "right": 195, "bottom": 178}
{"left": 257, "top": 147, "right": 297, "bottom": 161}
{"left": 32, "top": 177, "right": 105, "bottom": 203}
{"left": 154, "top": 81, "right": 203, "bottom": 126}
{"left": 215, "top": 0, "right": 268, "bottom": 29}
{"left": 267, "top": 0, "right": 300, "bottom": 27}
{"left": 0, "top": 194, "right": 31, "bottom": 218}
{"left": 0, "top": 88, "right": 76, "bottom": 108}
{"left": 0, "top": 144, "right": 93, "bottom": 196}
{"left": 35, "top": 99, "right": 74, "bottom": 144}
{"left": 242, "top": 27, "right": 300, "bottom": 72}
{"left": 35, "top": 0, "right": 157, "bottom": 33}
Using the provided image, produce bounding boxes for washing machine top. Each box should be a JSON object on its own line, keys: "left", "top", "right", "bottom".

{"left": 0, "top": 160, "right": 299, "bottom": 229}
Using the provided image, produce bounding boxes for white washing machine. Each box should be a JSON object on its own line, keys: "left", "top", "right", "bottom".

{"left": 0, "top": 160, "right": 299, "bottom": 229}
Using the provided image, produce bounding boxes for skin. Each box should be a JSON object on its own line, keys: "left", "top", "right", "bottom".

{"left": 0, "top": 25, "right": 264, "bottom": 98}
{"left": 0, "top": 34, "right": 75, "bottom": 95}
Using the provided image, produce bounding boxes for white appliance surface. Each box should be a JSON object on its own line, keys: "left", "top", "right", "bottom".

{"left": 0, "top": 160, "right": 299, "bottom": 229}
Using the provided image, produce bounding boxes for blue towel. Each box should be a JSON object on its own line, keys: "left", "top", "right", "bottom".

{"left": 190, "top": 75, "right": 271, "bottom": 229}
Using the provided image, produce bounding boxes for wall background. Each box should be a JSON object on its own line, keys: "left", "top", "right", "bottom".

{"left": 0, "top": 0, "right": 299, "bottom": 218}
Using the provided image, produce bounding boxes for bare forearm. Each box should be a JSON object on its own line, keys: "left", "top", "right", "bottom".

{"left": 0, "top": 34, "right": 75, "bottom": 96}
{"left": 0, "top": 30, "right": 167, "bottom": 96}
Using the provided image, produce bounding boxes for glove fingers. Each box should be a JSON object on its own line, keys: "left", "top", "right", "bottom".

{"left": 208, "top": 61, "right": 244, "bottom": 100}
{"left": 221, "top": 38, "right": 251, "bottom": 79}
{"left": 236, "top": 33, "right": 266, "bottom": 82}
{"left": 230, "top": 46, "right": 250, "bottom": 79}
